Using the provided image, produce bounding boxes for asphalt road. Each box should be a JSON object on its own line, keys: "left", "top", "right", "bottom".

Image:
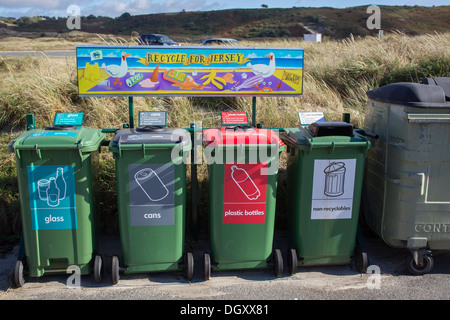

{"left": 0, "top": 50, "right": 75, "bottom": 58}
{"left": 1, "top": 232, "right": 450, "bottom": 304}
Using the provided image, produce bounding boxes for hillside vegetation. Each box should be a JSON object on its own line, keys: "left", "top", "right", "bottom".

{"left": 1, "top": 5, "right": 450, "bottom": 40}
{"left": 0, "top": 32, "right": 449, "bottom": 238}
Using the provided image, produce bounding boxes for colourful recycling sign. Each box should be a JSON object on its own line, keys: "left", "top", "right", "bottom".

{"left": 76, "top": 45, "right": 303, "bottom": 97}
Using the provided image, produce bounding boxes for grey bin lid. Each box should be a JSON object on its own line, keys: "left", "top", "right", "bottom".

{"left": 366, "top": 81, "right": 450, "bottom": 108}
{"left": 111, "top": 126, "right": 190, "bottom": 147}
{"left": 421, "top": 77, "right": 450, "bottom": 101}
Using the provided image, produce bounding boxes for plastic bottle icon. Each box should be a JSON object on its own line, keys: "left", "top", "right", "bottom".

{"left": 47, "top": 178, "right": 60, "bottom": 207}
{"left": 231, "top": 165, "right": 260, "bottom": 200}
{"left": 134, "top": 168, "right": 169, "bottom": 202}
{"left": 55, "top": 167, "right": 66, "bottom": 200}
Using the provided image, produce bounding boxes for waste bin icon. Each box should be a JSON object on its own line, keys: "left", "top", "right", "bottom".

{"left": 323, "top": 162, "right": 346, "bottom": 197}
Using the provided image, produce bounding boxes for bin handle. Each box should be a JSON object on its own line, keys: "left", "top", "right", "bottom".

{"left": 295, "top": 138, "right": 370, "bottom": 155}
{"left": 417, "top": 173, "right": 426, "bottom": 196}
{"left": 116, "top": 143, "right": 191, "bottom": 157}
{"left": 13, "top": 143, "right": 81, "bottom": 150}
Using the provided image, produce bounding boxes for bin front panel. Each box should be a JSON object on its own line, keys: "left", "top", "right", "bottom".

{"left": 15, "top": 148, "right": 98, "bottom": 276}
{"left": 223, "top": 162, "right": 268, "bottom": 224}
{"left": 113, "top": 147, "right": 186, "bottom": 271}
{"left": 283, "top": 128, "right": 368, "bottom": 265}
{"left": 204, "top": 138, "right": 282, "bottom": 269}
{"left": 209, "top": 161, "right": 278, "bottom": 266}
{"left": 364, "top": 98, "right": 450, "bottom": 249}
{"left": 27, "top": 165, "right": 77, "bottom": 230}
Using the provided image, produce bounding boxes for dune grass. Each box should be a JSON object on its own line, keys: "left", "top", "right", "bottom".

{"left": 1, "top": 32, "right": 449, "bottom": 237}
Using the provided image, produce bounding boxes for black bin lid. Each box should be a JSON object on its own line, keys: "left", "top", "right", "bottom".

{"left": 421, "top": 77, "right": 450, "bottom": 101}
{"left": 366, "top": 82, "right": 449, "bottom": 108}
{"left": 308, "top": 122, "right": 354, "bottom": 137}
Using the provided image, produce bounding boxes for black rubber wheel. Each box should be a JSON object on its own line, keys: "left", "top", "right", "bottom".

{"left": 94, "top": 255, "right": 103, "bottom": 283}
{"left": 354, "top": 248, "right": 368, "bottom": 273}
{"left": 184, "top": 252, "right": 194, "bottom": 281}
{"left": 407, "top": 254, "right": 434, "bottom": 275}
{"left": 203, "top": 253, "right": 211, "bottom": 281}
{"left": 111, "top": 256, "right": 120, "bottom": 285}
{"left": 287, "top": 249, "right": 298, "bottom": 275}
{"left": 273, "top": 249, "right": 283, "bottom": 278}
{"left": 14, "top": 260, "right": 25, "bottom": 288}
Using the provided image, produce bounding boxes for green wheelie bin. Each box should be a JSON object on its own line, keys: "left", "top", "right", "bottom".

{"left": 281, "top": 122, "right": 370, "bottom": 274}
{"left": 109, "top": 125, "right": 193, "bottom": 283}
{"left": 8, "top": 124, "right": 105, "bottom": 287}
{"left": 202, "top": 125, "right": 285, "bottom": 280}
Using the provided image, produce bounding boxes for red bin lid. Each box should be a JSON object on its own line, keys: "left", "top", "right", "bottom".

{"left": 203, "top": 126, "right": 284, "bottom": 147}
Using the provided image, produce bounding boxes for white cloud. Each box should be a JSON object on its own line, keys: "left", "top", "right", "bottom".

{"left": 85, "top": 0, "right": 222, "bottom": 17}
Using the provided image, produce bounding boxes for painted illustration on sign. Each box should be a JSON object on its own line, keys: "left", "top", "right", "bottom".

{"left": 28, "top": 165, "right": 77, "bottom": 230}
{"left": 311, "top": 159, "right": 356, "bottom": 220}
{"left": 129, "top": 164, "right": 175, "bottom": 226}
{"left": 223, "top": 163, "right": 268, "bottom": 224}
{"left": 76, "top": 46, "right": 303, "bottom": 96}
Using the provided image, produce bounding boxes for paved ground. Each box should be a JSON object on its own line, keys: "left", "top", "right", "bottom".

{"left": 1, "top": 232, "right": 450, "bottom": 302}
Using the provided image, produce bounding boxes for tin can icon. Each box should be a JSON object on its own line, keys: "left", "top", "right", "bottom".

{"left": 231, "top": 165, "right": 261, "bottom": 200}
{"left": 134, "top": 168, "right": 169, "bottom": 202}
{"left": 323, "top": 162, "right": 346, "bottom": 197}
{"left": 126, "top": 73, "right": 143, "bottom": 87}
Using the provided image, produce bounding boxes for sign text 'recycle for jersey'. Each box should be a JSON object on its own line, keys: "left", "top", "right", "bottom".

{"left": 76, "top": 45, "right": 303, "bottom": 97}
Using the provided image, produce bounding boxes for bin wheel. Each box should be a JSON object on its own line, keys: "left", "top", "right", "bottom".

{"left": 14, "top": 260, "right": 25, "bottom": 288}
{"left": 273, "top": 249, "right": 283, "bottom": 278}
{"left": 354, "top": 248, "right": 368, "bottom": 273}
{"left": 111, "top": 256, "right": 120, "bottom": 285}
{"left": 94, "top": 255, "right": 103, "bottom": 284}
{"left": 407, "top": 254, "right": 434, "bottom": 275}
{"left": 184, "top": 252, "right": 194, "bottom": 281}
{"left": 287, "top": 249, "right": 298, "bottom": 275}
{"left": 203, "top": 253, "right": 211, "bottom": 281}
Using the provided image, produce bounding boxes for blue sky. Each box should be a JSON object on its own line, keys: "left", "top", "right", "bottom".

{"left": 0, "top": 0, "right": 448, "bottom": 18}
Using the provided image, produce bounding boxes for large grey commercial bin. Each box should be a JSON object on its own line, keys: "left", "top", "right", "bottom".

{"left": 362, "top": 78, "right": 450, "bottom": 275}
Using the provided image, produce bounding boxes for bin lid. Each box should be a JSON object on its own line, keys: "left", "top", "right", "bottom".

{"left": 421, "top": 77, "right": 450, "bottom": 101}
{"left": 110, "top": 126, "right": 191, "bottom": 148}
{"left": 281, "top": 126, "right": 369, "bottom": 150}
{"left": 10, "top": 126, "right": 105, "bottom": 153}
{"left": 366, "top": 82, "right": 450, "bottom": 108}
{"left": 202, "top": 126, "right": 284, "bottom": 148}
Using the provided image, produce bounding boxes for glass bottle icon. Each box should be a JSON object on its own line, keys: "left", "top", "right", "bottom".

{"left": 231, "top": 165, "right": 260, "bottom": 200}
{"left": 47, "top": 178, "right": 60, "bottom": 207}
{"left": 55, "top": 167, "right": 66, "bottom": 200}
{"left": 37, "top": 179, "right": 50, "bottom": 201}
